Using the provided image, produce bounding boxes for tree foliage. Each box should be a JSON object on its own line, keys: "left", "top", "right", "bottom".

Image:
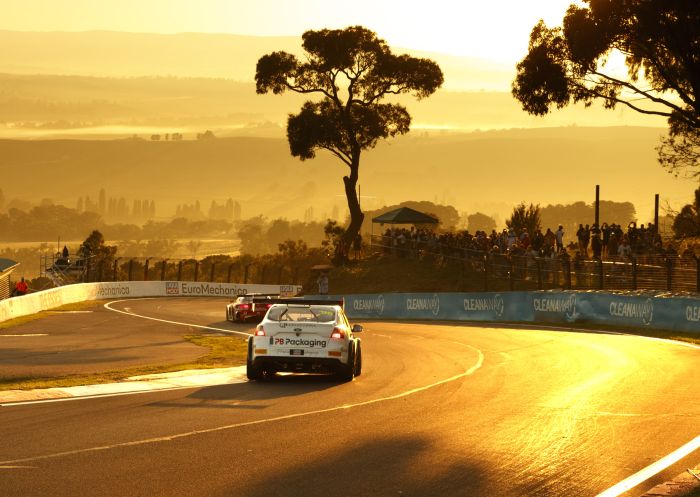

{"left": 507, "top": 203, "right": 541, "bottom": 237}
{"left": 672, "top": 188, "right": 700, "bottom": 238}
{"left": 466, "top": 212, "right": 497, "bottom": 233}
{"left": 512, "top": 1, "right": 700, "bottom": 175}
{"left": 255, "top": 26, "right": 443, "bottom": 257}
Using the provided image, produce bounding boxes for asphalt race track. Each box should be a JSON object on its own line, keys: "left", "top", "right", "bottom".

{"left": 1, "top": 297, "right": 699, "bottom": 497}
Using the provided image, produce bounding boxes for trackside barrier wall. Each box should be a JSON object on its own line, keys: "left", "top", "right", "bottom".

{"left": 309, "top": 291, "right": 700, "bottom": 334}
{"left": 0, "top": 281, "right": 302, "bottom": 324}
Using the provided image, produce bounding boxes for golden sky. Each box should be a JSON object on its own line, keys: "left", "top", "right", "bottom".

{"left": 3, "top": 0, "right": 578, "bottom": 62}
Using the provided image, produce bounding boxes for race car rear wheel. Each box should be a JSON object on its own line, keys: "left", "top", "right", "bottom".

{"left": 337, "top": 340, "right": 356, "bottom": 382}
{"left": 354, "top": 340, "right": 362, "bottom": 377}
{"left": 246, "top": 337, "right": 263, "bottom": 381}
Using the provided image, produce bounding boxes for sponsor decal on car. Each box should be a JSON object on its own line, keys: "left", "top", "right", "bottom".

{"left": 406, "top": 294, "right": 440, "bottom": 316}
{"left": 463, "top": 294, "right": 504, "bottom": 318}
{"left": 273, "top": 337, "right": 327, "bottom": 348}
{"left": 609, "top": 298, "right": 653, "bottom": 325}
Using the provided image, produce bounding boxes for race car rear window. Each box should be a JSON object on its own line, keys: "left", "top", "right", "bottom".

{"left": 267, "top": 306, "right": 336, "bottom": 323}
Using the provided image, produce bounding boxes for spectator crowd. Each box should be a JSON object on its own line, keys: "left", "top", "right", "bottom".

{"left": 378, "top": 221, "right": 668, "bottom": 263}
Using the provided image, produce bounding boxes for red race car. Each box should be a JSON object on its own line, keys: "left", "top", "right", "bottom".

{"left": 226, "top": 294, "right": 279, "bottom": 323}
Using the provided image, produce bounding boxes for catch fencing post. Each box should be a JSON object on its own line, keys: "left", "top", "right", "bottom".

{"left": 632, "top": 257, "right": 637, "bottom": 290}
{"left": 210, "top": 263, "right": 216, "bottom": 282}
{"left": 483, "top": 254, "right": 489, "bottom": 292}
{"left": 161, "top": 260, "right": 167, "bottom": 281}
{"left": 597, "top": 259, "right": 604, "bottom": 289}
{"left": 666, "top": 257, "right": 673, "bottom": 290}
{"left": 536, "top": 259, "right": 542, "bottom": 290}
{"left": 128, "top": 259, "right": 134, "bottom": 281}
{"left": 177, "top": 261, "right": 183, "bottom": 281}
{"left": 112, "top": 258, "right": 120, "bottom": 281}
{"left": 564, "top": 257, "right": 572, "bottom": 290}
{"left": 144, "top": 259, "right": 150, "bottom": 281}
{"left": 194, "top": 261, "right": 199, "bottom": 282}
{"left": 227, "top": 264, "right": 234, "bottom": 283}
{"left": 509, "top": 258, "right": 515, "bottom": 291}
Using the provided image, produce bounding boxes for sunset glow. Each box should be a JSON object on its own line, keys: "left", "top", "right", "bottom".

{"left": 4, "top": 0, "right": 577, "bottom": 62}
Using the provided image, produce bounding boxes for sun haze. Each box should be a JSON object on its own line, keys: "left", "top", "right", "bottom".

{"left": 4, "top": 0, "right": 576, "bottom": 62}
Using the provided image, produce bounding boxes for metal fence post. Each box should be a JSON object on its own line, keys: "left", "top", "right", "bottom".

{"left": 632, "top": 257, "right": 637, "bottom": 290}
{"left": 128, "top": 259, "right": 134, "bottom": 281}
{"left": 536, "top": 259, "right": 542, "bottom": 290}
{"left": 161, "top": 260, "right": 167, "bottom": 281}
{"left": 227, "top": 264, "right": 234, "bottom": 283}
{"left": 483, "top": 254, "right": 488, "bottom": 292}
{"left": 696, "top": 256, "right": 700, "bottom": 293}
{"left": 509, "top": 258, "right": 515, "bottom": 291}
{"left": 598, "top": 259, "right": 604, "bottom": 289}
{"left": 144, "top": 259, "right": 150, "bottom": 281}
{"left": 194, "top": 261, "right": 199, "bottom": 282}
{"left": 666, "top": 257, "right": 673, "bottom": 290}
{"left": 564, "top": 257, "right": 572, "bottom": 290}
{"left": 113, "top": 259, "right": 119, "bottom": 281}
{"left": 210, "top": 263, "right": 216, "bottom": 282}
{"left": 177, "top": 261, "right": 183, "bottom": 281}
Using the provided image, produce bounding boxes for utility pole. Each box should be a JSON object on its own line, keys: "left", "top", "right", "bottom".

{"left": 595, "top": 185, "right": 600, "bottom": 227}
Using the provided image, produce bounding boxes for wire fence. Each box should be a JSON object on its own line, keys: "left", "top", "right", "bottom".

{"left": 369, "top": 235, "right": 700, "bottom": 293}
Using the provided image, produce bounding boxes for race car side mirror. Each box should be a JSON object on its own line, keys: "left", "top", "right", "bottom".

{"left": 352, "top": 324, "right": 363, "bottom": 333}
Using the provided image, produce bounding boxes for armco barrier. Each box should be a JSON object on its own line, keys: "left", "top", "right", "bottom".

{"left": 312, "top": 291, "right": 700, "bottom": 335}
{"left": 0, "top": 281, "right": 302, "bottom": 324}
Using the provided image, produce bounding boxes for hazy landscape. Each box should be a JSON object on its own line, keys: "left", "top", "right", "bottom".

{"left": 0, "top": 30, "right": 692, "bottom": 231}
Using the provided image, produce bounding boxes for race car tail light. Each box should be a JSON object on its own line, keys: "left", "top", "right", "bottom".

{"left": 330, "top": 327, "right": 345, "bottom": 339}
{"left": 239, "top": 304, "right": 250, "bottom": 310}
{"left": 255, "top": 326, "right": 266, "bottom": 336}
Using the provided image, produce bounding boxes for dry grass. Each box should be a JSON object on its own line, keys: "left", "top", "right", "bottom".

{"left": 0, "top": 333, "right": 248, "bottom": 391}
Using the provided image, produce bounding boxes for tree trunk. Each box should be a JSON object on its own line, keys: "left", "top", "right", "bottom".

{"left": 341, "top": 154, "right": 364, "bottom": 263}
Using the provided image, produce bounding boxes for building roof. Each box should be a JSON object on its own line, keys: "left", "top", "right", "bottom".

{"left": 371, "top": 206, "right": 439, "bottom": 225}
{"left": 0, "top": 258, "right": 19, "bottom": 275}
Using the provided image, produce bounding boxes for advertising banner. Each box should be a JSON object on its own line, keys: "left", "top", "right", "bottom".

{"left": 0, "top": 281, "right": 302, "bottom": 323}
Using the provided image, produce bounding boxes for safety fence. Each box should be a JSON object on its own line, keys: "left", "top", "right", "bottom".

{"left": 42, "top": 256, "right": 308, "bottom": 288}
{"left": 317, "top": 291, "right": 700, "bottom": 334}
{"left": 0, "top": 281, "right": 302, "bottom": 324}
{"left": 370, "top": 235, "right": 700, "bottom": 293}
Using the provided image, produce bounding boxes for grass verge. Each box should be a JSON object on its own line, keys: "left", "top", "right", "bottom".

{"left": 0, "top": 333, "right": 248, "bottom": 391}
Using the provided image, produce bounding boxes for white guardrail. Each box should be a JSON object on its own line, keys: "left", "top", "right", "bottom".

{"left": 0, "top": 281, "right": 303, "bottom": 324}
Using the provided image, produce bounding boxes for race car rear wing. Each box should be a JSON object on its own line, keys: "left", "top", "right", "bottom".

{"left": 262, "top": 297, "right": 345, "bottom": 310}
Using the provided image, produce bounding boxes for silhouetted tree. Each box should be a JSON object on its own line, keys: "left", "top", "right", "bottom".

{"left": 467, "top": 212, "right": 497, "bottom": 233}
{"left": 507, "top": 203, "right": 541, "bottom": 237}
{"left": 512, "top": 1, "right": 700, "bottom": 176}
{"left": 255, "top": 26, "right": 443, "bottom": 260}
{"left": 673, "top": 188, "right": 700, "bottom": 238}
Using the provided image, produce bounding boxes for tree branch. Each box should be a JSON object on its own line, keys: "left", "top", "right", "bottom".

{"left": 321, "top": 146, "right": 352, "bottom": 167}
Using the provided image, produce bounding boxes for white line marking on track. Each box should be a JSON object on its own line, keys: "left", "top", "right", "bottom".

{"left": 103, "top": 299, "right": 252, "bottom": 337}
{"left": 0, "top": 334, "right": 48, "bottom": 337}
{"left": 595, "top": 435, "right": 700, "bottom": 497}
{"left": 0, "top": 349, "right": 484, "bottom": 466}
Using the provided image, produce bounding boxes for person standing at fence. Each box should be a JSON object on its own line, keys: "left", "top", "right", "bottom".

{"left": 353, "top": 233, "right": 362, "bottom": 260}
{"left": 14, "top": 277, "right": 28, "bottom": 296}
{"left": 555, "top": 225, "right": 565, "bottom": 254}
{"left": 317, "top": 272, "right": 329, "bottom": 295}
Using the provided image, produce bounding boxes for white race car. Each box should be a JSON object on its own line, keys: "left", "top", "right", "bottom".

{"left": 246, "top": 300, "right": 363, "bottom": 381}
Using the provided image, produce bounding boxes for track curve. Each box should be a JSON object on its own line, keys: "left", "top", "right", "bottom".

{"left": 1, "top": 297, "right": 699, "bottom": 497}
